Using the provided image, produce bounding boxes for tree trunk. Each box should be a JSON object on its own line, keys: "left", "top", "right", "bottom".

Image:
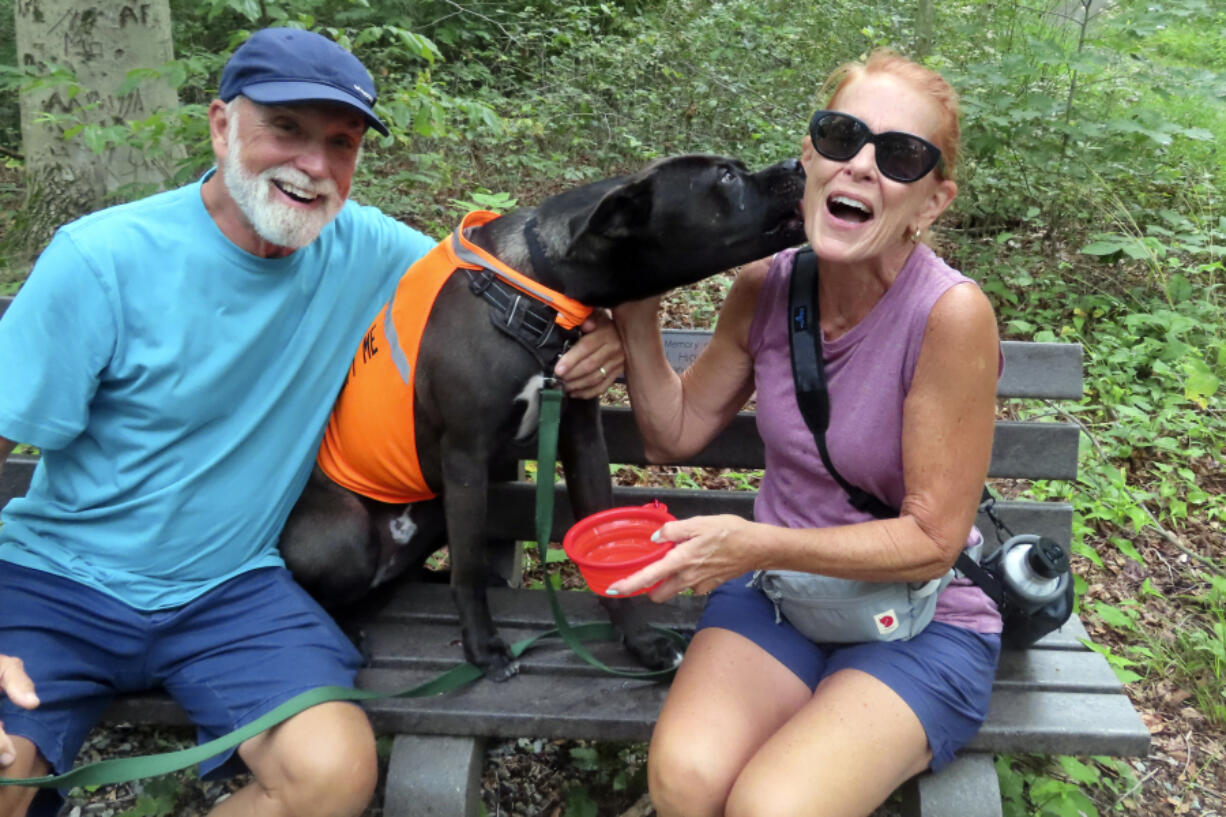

{"left": 13, "top": 0, "right": 179, "bottom": 250}
{"left": 915, "top": 0, "right": 934, "bottom": 58}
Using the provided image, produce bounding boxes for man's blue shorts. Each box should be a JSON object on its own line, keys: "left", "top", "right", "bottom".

{"left": 697, "top": 572, "right": 1001, "bottom": 772}
{"left": 0, "top": 563, "right": 363, "bottom": 816}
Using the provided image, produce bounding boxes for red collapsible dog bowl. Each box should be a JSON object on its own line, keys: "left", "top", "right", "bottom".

{"left": 562, "top": 500, "right": 676, "bottom": 597}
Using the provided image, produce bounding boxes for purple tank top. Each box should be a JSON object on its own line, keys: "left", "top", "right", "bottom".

{"left": 747, "top": 246, "right": 1002, "bottom": 633}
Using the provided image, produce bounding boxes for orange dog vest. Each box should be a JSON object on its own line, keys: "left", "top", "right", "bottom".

{"left": 317, "top": 211, "right": 593, "bottom": 505}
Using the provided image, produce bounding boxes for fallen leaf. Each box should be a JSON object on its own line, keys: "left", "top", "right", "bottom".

{"left": 1142, "top": 712, "right": 1166, "bottom": 734}
{"left": 1163, "top": 688, "right": 1194, "bottom": 707}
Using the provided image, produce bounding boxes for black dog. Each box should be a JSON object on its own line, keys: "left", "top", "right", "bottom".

{"left": 280, "top": 154, "right": 805, "bottom": 680}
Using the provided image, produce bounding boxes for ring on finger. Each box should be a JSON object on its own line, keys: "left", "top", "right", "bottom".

{"left": 599, "top": 366, "right": 608, "bottom": 378}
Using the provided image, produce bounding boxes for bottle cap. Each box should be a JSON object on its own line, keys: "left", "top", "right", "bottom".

{"left": 1027, "top": 537, "right": 1069, "bottom": 578}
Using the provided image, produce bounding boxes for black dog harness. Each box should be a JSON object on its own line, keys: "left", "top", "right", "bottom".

{"left": 452, "top": 212, "right": 592, "bottom": 372}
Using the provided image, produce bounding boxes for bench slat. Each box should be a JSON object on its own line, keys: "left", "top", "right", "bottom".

{"left": 357, "top": 620, "right": 1118, "bottom": 694}
{"left": 103, "top": 678, "right": 1149, "bottom": 759}
{"left": 601, "top": 407, "right": 1080, "bottom": 480}
{"left": 0, "top": 455, "right": 38, "bottom": 502}
{"left": 975, "top": 500, "right": 1074, "bottom": 549}
{"left": 992, "top": 649, "right": 1121, "bottom": 693}
{"left": 601, "top": 409, "right": 764, "bottom": 470}
{"left": 358, "top": 667, "right": 665, "bottom": 742}
{"left": 661, "top": 331, "right": 1083, "bottom": 401}
{"left": 0, "top": 461, "right": 1075, "bottom": 549}
{"left": 0, "top": 428, "right": 1080, "bottom": 510}
{"left": 970, "top": 689, "right": 1151, "bottom": 756}
{"left": 485, "top": 482, "right": 1075, "bottom": 547}
{"left": 361, "top": 582, "right": 1090, "bottom": 649}
{"left": 361, "top": 621, "right": 670, "bottom": 675}
{"left": 353, "top": 668, "right": 1154, "bottom": 753}
{"left": 1025, "top": 614, "right": 1089, "bottom": 650}
{"left": 987, "top": 421, "right": 1079, "bottom": 480}
{"left": 358, "top": 582, "right": 707, "bottom": 629}
{"left": 103, "top": 697, "right": 191, "bottom": 727}
{"left": 995, "top": 341, "right": 1084, "bottom": 400}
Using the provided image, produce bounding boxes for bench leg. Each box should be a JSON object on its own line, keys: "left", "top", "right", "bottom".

{"left": 383, "top": 734, "right": 487, "bottom": 817}
{"left": 488, "top": 462, "right": 524, "bottom": 589}
{"left": 900, "top": 754, "right": 1001, "bottom": 817}
{"left": 488, "top": 537, "right": 523, "bottom": 589}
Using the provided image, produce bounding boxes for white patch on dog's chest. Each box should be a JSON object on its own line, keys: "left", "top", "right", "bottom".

{"left": 514, "top": 374, "right": 547, "bottom": 441}
{"left": 373, "top": 507, "right": 419, "bottom": 587}
{"left": 389, "top": 507, "right": 418, "bottom": 545}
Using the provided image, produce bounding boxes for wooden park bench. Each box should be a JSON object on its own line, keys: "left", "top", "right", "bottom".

{"left": 0, "top": 294, "right": 1149, "bottom": 817}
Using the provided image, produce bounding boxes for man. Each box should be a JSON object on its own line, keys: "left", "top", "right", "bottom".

{"left": 0, "top": 27, "right": 618, "bottom": 817}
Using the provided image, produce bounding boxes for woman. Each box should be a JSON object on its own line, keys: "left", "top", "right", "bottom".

{"left": 605, "top": 50, "right": 1003, "bottom": 817}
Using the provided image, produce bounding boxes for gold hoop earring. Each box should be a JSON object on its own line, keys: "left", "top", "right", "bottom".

{"left": 909, "top": 226, "right": 922, "bottom": 243}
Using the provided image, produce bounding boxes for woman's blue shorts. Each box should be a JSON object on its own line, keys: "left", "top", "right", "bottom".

{"left": 697, "top": 572, "right": 1001, "bottom": 771}
{"left": 0, "top": 563, "right": 363, "bottom": 816}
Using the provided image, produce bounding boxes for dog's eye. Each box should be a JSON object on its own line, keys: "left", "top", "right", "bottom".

{"left": 719, "top": 167, "right": 739, "bottom": 184}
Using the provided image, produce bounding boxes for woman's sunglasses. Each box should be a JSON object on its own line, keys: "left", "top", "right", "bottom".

{"left": 808, "top": 110, "right": 944, "bottom": 183}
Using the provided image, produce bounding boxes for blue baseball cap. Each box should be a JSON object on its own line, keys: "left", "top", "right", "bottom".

{"left": 219, "top": 28, "right": 389, "bottom": 136}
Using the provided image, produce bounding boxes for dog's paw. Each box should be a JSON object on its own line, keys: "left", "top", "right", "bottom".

{"left": 485, "top": 656, "right": 521, "bottom": 682}
{"left": 471, "top": 636, "right": 520, "bottom": 682}
{"left": 624, "top": 630, "right": 685, "bottom": 671}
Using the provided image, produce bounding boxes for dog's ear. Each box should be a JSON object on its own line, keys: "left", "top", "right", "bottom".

{"left": 567, "top": 174, "right": 655, "bottom": 254}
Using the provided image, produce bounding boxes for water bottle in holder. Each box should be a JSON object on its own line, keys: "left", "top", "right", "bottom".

{"left": 982, "top": 534, "right": 1075, "bottom": 649}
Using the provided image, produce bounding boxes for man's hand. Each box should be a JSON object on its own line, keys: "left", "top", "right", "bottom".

{"left": 0, "top": 654, "right": 39, "bottom": 768}
{"left": 553, "top": 310, "right": 625, "bottom": 399}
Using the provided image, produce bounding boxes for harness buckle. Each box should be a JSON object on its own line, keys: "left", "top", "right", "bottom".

{"left": 504, "top": 294, "right": 526, "bottom": 328}
{"left": 467, "top": 269, "right": 495, "bottom": 296}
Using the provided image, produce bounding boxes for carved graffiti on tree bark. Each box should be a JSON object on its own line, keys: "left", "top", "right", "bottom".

{"left": 15, "top": 0, "right": 180, "bottom": 245}
{"left": 119, "top": 5, "right": 151, "bottom": 28}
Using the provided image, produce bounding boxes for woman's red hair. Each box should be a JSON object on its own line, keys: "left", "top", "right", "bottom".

{"left": 821, "top": 49, "right": 960, "bottom": 180}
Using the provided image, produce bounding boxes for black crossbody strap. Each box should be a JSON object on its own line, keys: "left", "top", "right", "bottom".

{"left": 786, "top": 250, "right": 1009, "bottom": 601}
{"left": 787, "top": 249, "right": 899, "bottom": 521}
{"left": 955, "top": 550, "right": 1005, "bottom": 605}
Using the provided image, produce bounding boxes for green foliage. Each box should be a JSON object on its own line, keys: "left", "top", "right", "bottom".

{"left": 564, "top": 784, "right": 599, "bottom": 817}
{"left": 945, "top": 0, "right": 1225, "bottom": 245}
{"left": 116, "top": 775, "right": 183, "bottom": 817}
{"left": 1069, "top": 291, "right": 1225, "bottom": 532}
{"left": 997, "top": 753, "right": 1139, "bottom": 817}
{"left": 338, "top": 0, "right": 893, "bottom": 226}
{"left": 562, "top": 742, "right": 648, "bottom": 816}
{"left": 450, "top": 191, "right": 519, "bottom": 217}
{"left": 1143, "top": 571, "right": 1226, "bottom": 728}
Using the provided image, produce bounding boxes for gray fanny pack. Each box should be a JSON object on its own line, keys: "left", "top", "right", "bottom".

{"left": 748, "top": 542, "right": 981, "bottom": 643}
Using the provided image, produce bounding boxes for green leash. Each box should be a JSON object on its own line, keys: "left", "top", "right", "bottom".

{"left": 0, "top": 388, "right": 681, "bottom": 790}
{"left": 0, "top": 622, "right": 614, "bottom": 789}
{"left": 532, "top": 387, "right": 687, "bottom": 679}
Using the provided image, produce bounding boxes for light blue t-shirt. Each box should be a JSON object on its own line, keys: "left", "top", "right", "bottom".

{"left": 0, "top": 171, "right": 435, "bottom": 610}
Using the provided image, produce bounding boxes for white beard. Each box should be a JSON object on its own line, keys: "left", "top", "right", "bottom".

{"left": 221, "top": 120, "right": 344, "bottom": 250}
